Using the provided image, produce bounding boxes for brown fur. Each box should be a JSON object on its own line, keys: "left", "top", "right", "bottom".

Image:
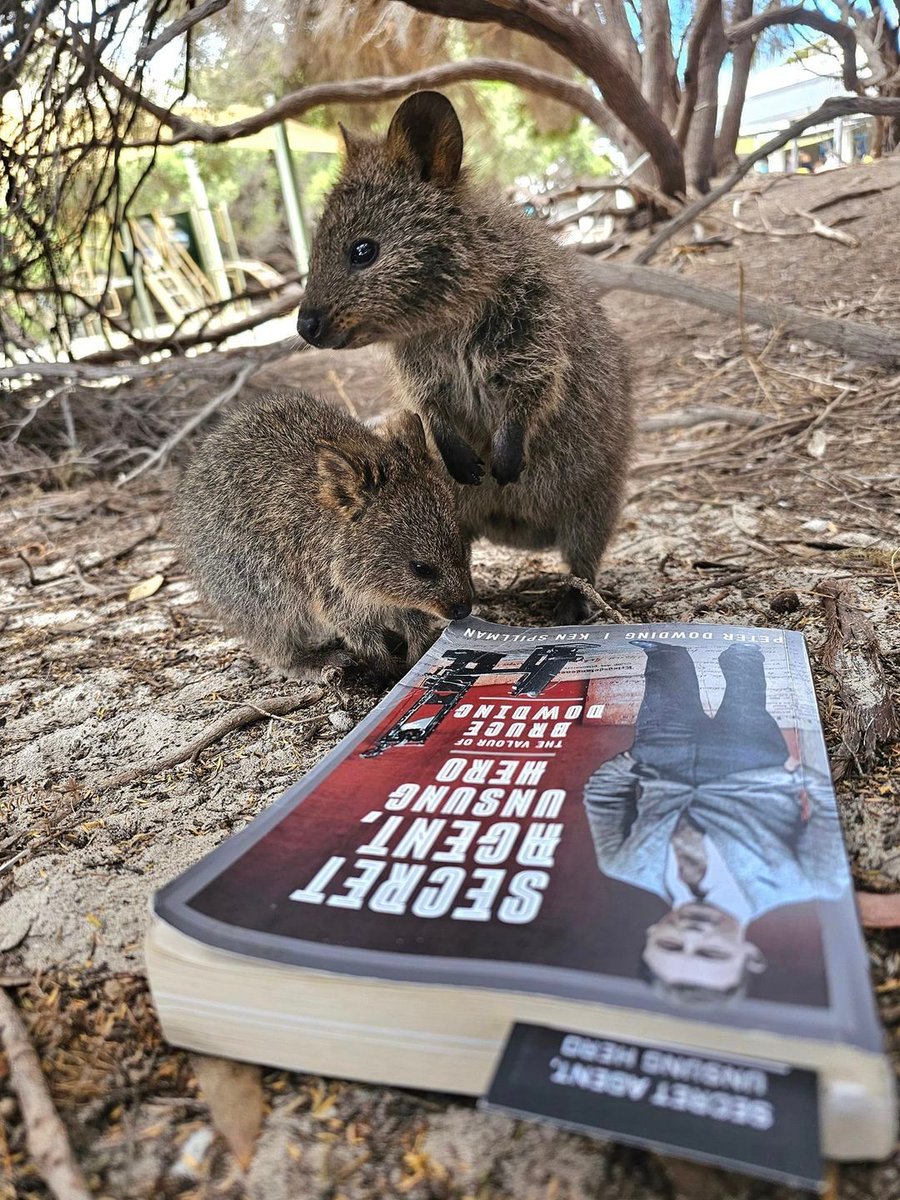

{"left": 298, "top": 91, "right": 634, "bottom": 621}
{"left": 175, "top": 391, "right": 473, "bottom": 683}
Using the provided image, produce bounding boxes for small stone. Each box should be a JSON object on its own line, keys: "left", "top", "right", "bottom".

{"left": 328, "top": 710, "right": 355, "bottom": 732}
{"left": 770, "top": 589, "right": 800, "bottom": 615}
{"left": 0, "top": 1097, "right": 17, "bottom": 1119}
{"left": 170, "top": 1126, "right": 214, "bottom": 1181}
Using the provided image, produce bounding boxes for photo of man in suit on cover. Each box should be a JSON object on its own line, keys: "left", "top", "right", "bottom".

{"left": 582, "top": 640, "right": 850, "bottom": 1006}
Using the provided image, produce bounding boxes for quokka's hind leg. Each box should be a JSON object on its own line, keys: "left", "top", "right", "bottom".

{"left": 555, "top": 510, "right": 619, "bottom": 624}
{"left": 261, "top": 629, "right": 355, "bottom": 683}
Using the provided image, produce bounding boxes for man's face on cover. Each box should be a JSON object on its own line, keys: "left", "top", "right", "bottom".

{"left": 643, "top": 903, "right": 766, "bottom": 992}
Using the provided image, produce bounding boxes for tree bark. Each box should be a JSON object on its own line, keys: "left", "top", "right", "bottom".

{"left": 684, "top": 1, "right": 727, "bottom": 193}
{"left": 399, "top": 0, "right": 686, "bottom": 196}
{"left": 640, "top": 0, "right": 679, "bottom": 126}
{"left": 715, "top": 0, "right": 755, "bottom": 173}
{"left": 582, "top": 260, "right": 900, "bottom": 365}
{"left": 728, "top": 5, "right": 862, "bottom": 92}
{"left": 673, "top": 0, "right": 722, "bottom": 148}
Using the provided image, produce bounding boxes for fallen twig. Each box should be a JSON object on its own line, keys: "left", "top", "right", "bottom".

{"left": 583, "top": 260, "right": 900, "bottom": 365}
{"left": 0, "top": 988, "right": 93, "bottom": 1200}
{"left": 817, "top": 579, "right": 898, "bottom": 779}
{"left": 639, "top": 406, "right": 770, "bottom": 432}
{"left": 806, "top": 182, "right": 900, "bottom": 214}
{"left": 629, "top": 571, "right": 749, "bottom": 615}
{"left": 795, "top": 208, "right": 860, "bottom": 248}
{"left": 96, "top": 689, "right": 324, "bottom": 790}
{"left": 567, "top": 576, "right": 627, "bottom": 623}
{"left": 117, "top": 362, "right": 256, "bottom": 485}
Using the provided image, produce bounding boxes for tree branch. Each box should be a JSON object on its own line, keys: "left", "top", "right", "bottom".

{"left": 832, "top": 0, "right": 892, "bottom": 84}
{"left": 728, "top": 4, "right": 862, "bottom": 92}
{"left": 582, "top": 259, "right": 900, "bottom": 365}
{"left": 0, "top": 989, "right": 92, "bottom": 1200}
{"left": 137, "top": 0, "right": 229, "bottom": 60}
{"left": 97, "top": 691, "right": 324, "bottom": 789}
{"left": 673, "top": 0, "right": 722, "bottom": 148}
{"left": 87, "top": 57, "right": 618, "bottom": 147}
{"left": 399, "top": 0, "right": 686, "bottom": 195}
{"left": 715, "top": 0, "right": 755, "bottom": 171}
{"left": 635, "top": 95, "right": 900, "bottom": 264}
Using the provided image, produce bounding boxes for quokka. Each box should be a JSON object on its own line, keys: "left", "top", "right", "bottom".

{"left": 176, "top": 391, "right": 473, "bottom": 683}
{"left": 298, "top": 91, "right": 633, "bottom": 621}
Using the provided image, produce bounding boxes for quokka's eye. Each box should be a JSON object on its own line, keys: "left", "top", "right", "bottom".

{"left": 409, "top": 561, "right": 439, "bottom": 581}
{"left": 349, "top": 239, "right": 379, "bottom": 269}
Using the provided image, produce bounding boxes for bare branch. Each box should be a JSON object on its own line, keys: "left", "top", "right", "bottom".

{"left": 832, "top": 0, "right": 892, "bottom": 84}
{"left": 728, "top": 4, "right": 862, "bottom": 92}
{"left": 96, "top": 57, "right": 619, "bottom": 148}
{"left": 0, "top": 989, "right": 93, "bottom": 1200}
{"left": 97, "top": 690, "right": 325, "bottom": 789}
{"left": 117, "top": 361, "right": 258, "bottom": 483}
{"left": 583, "top": 259, "right": 900, "bottom": 365}
{"left": 636, "top": 95, "right": 900, "bottom": 263}
{"left": 397, "top": 0, "right": 686, "bottom": 195}
{"left": 137, "top": 0, "right": 229, "bottom": 60}
{"left": 715, "top": 0, "right": 755, "bottom": 171}
{"left": 673, "top": 0, "right": 722, "bottom": 148}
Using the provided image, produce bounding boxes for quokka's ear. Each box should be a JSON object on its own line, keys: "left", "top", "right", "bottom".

{"left": 317, "top": 444, "right": 388, "bottom": 518}
{"left": 385, "top": 91, "right": 463, "bottom": 187}
{"left": 379, "top": 410, "right": 428, "bottom": 458}
{"left": 338, "top": 122, "right": 364, "bottom": 167}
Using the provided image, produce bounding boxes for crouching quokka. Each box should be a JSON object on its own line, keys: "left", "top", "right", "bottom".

{"left": 297, "top": 91, "right": 634, "bottom": 623}
{"left": 176, "top": 391, "right": 473, "bottom": 685}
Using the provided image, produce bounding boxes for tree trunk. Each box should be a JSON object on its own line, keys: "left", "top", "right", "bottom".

{"left": 684, "top": 3, "right": 727, "bottom": 193}
{"left": 400, "top": 0, "right": 687, "bottom": 196}
{"left": 641, "top": 0, "right": 679, "bottom": 126}
{"left": 715, "top": 0, "right": 754, "bottom": 172}
{"left": 673, "top": 0, "right": 721, "bottom": 148}
{"left": 727, "top": 5, "right": 861, "bottom": 92}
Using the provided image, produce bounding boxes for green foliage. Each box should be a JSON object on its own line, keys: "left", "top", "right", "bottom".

{"left": 463, "top": 82, "right": 615, "bottom": 189}
{"left": 111, "top": 80, "right": 611, "bottom": 263}
{"left": 116, "top": 145, "right": 282, "bottom": 252}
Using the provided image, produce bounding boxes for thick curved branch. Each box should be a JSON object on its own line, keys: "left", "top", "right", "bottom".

{"left": 834, "top": 0, "right": 894, "bottom": 84}
{"left": 400, "top": 0, "right": 686, "bottom": 195}
{"left": 728, "top": 5, "right": 862, "bottom": 92}
{"left": 83, "top": 57, "right": 618, "bottom": 147}
{"left": 636, "top": 95, "right": 900, "bottom": 264}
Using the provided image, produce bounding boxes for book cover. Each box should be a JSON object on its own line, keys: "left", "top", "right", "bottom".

{"left": 154, "top": 617, "right": 882, "bottom": 1052}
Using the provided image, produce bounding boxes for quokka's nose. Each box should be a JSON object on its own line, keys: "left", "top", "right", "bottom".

{"left": 297, "top": 309, "right": 324, "bottom": 345}
{"left": 451, "top": 601, "right": 472, "bottom": 620}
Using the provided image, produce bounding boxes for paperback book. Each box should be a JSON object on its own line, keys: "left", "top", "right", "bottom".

{"left": 146, "top": 618, "right": 895, "bottom": 1179}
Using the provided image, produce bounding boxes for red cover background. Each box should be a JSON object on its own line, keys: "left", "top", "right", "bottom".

{"left": 189, "top": 673, "right": 828, "bottom": 1007}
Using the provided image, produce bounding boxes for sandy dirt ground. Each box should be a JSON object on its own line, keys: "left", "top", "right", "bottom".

{"left": 1, "top": 161, "right": 899, "bottom": 1199}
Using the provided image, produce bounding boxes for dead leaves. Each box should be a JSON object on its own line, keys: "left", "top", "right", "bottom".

{"left": 127, "top": 572, "right": 165, "bottom": 602}
{"left": 192, "top": 1055, "right": 265, "bottom": 1171}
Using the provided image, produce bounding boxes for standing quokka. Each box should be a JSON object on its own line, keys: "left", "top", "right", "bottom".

{"left": 175, "top": 391, "right": 473, "bottom": 684}
{"left": 297, "top": 91, "right": 634, "bottom": 622}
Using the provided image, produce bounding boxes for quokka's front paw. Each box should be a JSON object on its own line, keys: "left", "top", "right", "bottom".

{"left": 490, "top": 421, "right": 525, "bottom": 485}
{"left": 437, "top": 430, "right": 484, "bottom": 485}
